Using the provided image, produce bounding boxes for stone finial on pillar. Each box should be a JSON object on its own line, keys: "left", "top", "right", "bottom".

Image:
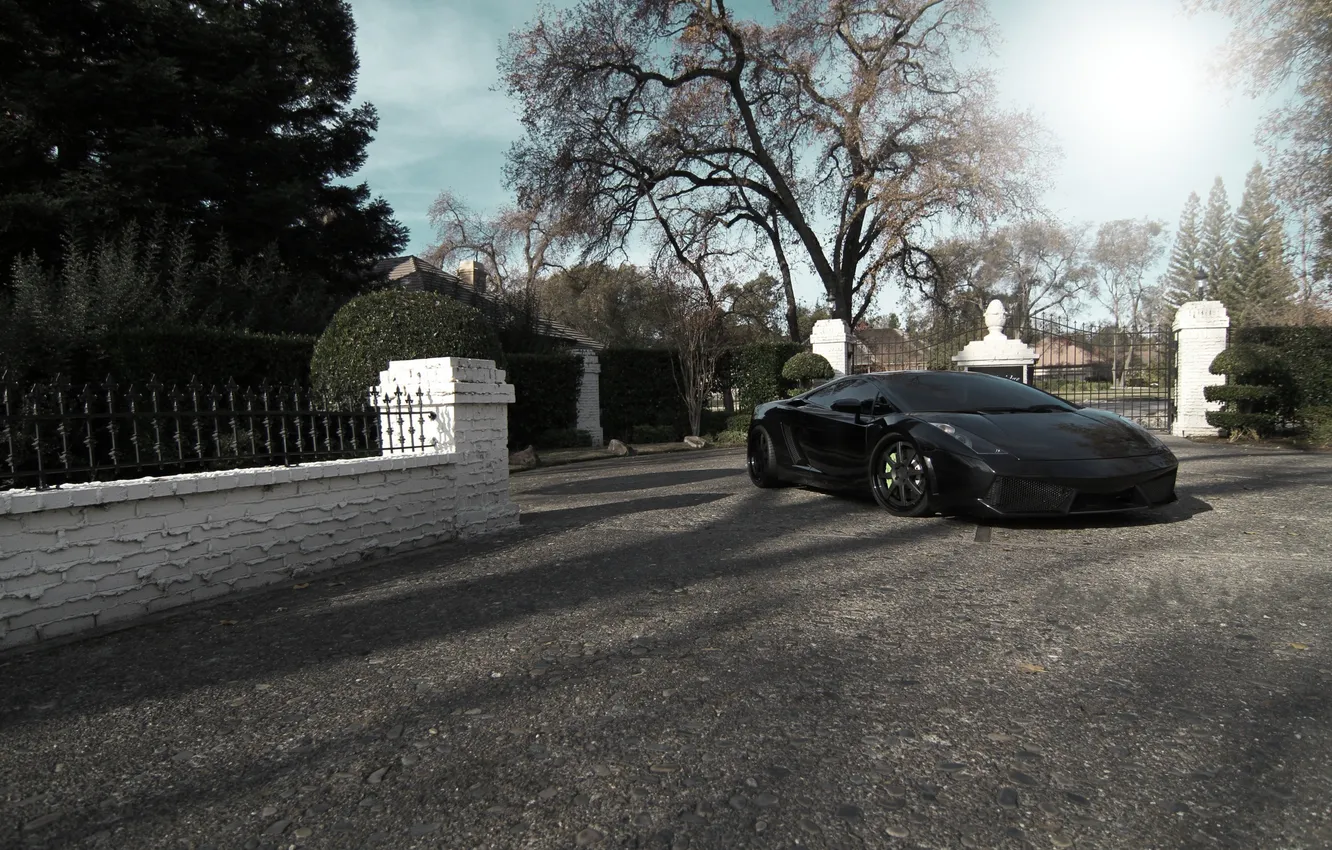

{"left": 1172, "top": 300, "right": 1230, "bottom": 437}
{"left": 811, "top": 319, "right": 851, "bottom": 377}
{"left": 952, "top": 301, "right": 1038, "bottom": 382}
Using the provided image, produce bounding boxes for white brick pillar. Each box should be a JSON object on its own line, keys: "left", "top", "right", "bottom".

{"left": 811, "top": 319, "right": 851, "bottom": 377}
{"left": 1172, "top": 301, "right": 1230, "bottom": 437}
{"left": 574, "top": 348, "right": 604, "bottom": 447}
{"left": 377, "top": 357, "right": 519, "bottom": 535}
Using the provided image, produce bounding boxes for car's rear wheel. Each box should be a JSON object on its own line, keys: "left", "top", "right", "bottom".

{"left": 747, "top": 424, "right": 782, "bottom": 488}
{"left": 869, "top": 434, "right": 934, "bottom": 517}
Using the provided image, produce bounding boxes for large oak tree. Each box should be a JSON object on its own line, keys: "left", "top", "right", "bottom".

{"left": 500, "top": 0, "right": 1043, "bottom": 325}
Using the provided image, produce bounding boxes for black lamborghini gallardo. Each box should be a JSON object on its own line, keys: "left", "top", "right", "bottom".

{"left": 746, "top": 371, "right": 1178, "bottom": 518}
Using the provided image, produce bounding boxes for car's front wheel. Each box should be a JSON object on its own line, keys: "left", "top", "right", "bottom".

{"left": 869, "top": 434, "right": 934, "bottom": 517}
{"left": 747, "top": 424, "right": 782, "bottom": 488}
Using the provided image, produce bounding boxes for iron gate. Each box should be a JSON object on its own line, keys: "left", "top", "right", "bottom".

{"left": 850, "top": 318, "right": 1176, "bottom": 432}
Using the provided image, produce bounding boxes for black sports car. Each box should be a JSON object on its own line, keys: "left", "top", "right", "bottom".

{"left": 746, "top": 370, "right": 1178, "bottom": 518}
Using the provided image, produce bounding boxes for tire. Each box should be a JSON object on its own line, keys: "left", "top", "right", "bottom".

{"left": 869, "top": 434, "right": 934, "bottom": 517}
{"left": 747, "top": 424, "right": 782, "bottom": 488}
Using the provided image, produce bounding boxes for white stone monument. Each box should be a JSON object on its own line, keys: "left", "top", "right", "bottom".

{"left": 951, "top": 300, "right": 1039, "bottom": 382}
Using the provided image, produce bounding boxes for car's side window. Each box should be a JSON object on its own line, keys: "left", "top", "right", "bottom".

{"left": 862, "top": 379, "right": 896, "bottom": 413}
{"left": 802, "top": 378, "right": 855, "bottom": 408}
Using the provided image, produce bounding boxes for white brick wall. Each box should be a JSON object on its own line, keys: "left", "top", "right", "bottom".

{"left": 574, "top": 349, "right": 604, "bottom": 447}
{"left": 0, "top": 357, "right": 519, "bottom": 653}
{"left": 811, "top": 319, "right": 850, "bottom": 377}
{"left": 1172, "top": 301, "right": 1230, "bottom": 438}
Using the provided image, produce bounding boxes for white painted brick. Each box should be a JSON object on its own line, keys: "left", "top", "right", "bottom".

{"left": 2, "top": 356, "right": 519, "bottom": 652}
{"left": 40, "top": 580, "right": 98, "bottom": 606}
{"left": 0, "top": 551, "right": 37, "bottom": 580}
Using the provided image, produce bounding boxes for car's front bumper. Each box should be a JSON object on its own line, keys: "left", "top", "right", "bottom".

{"left": 925, "top": 449, "right": 1179, "bottom": 517}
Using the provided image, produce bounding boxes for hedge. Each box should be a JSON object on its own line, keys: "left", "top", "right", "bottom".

{"left": 599, "top": 348, "right": 688, "bottom": 442}
{"left": 731, "top": 341, "right": 805, "bottom": 411}
{"left": 504, "top": 352, "right": 582, "bottom": 448}
{"left": 310, "top": 290, "right": 503, "bottom": 408}
{"left": 64, "top": 327, "right": 316, "bottom": 388}
{"left": 1232, "top": 325, "right": 1332, "bottom": 411}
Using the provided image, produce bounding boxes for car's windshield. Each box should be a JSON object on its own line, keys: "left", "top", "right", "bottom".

{"left": 880, "top": 372, "right": 1077, "bottom": 414}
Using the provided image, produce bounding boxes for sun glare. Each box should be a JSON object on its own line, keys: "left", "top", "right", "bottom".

{"left": 1056, "top": 22, "right": 1206, "bottom": 159}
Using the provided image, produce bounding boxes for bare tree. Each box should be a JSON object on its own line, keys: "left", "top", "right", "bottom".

{"left": 1089, "top": 218, "right": 1167, "bottom": 385}
{"left": 424, "top": 190, "right": 582, "bottom": 292}
{"left": 658, "top": 270, "right": 727, "bottom": 438}
{"left": 501, "top": 0, "right": 1046, "bottom": 326}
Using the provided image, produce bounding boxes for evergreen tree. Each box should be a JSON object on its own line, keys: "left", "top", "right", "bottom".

{"left": 0, "top": 0, "right": 406, "bottom": 322}
{"left": 1163, "top": 192, "right": 1203, "bottom": 311}
{"left": 1199, "top": 177, "right": 1236, "bottom": 303}
{"left": 1230, "top": 162, "right": 1297, "bottom": 324}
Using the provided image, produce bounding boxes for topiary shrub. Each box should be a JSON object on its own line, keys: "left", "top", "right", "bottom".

{"left": 1205, "top": 344, "right": 1283, "bottom": 439}
{"left": 781, "top": 351, "right": 833, "bottom": 395}
{"left": 310, "top": 290, "right": 503, "bottom": 408}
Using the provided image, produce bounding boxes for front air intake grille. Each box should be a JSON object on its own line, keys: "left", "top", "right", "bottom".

{"left": 983, "top": 477, "right": 1075, "bottom": 513}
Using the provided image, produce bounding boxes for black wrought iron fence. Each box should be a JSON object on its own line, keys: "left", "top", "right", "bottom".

{"left": 1027, "top": 317, "right": 1176, "bottom": 431}
{"left": 2, "top": 377, "right": 437, "bottom": 491}
{"left": 851, "top": 320, "right": 986, "bottom": 374}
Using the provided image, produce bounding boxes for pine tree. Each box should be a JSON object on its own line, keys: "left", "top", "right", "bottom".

{"left": 1231, "top": 162, "right": 1297, "bottom": 324}
{"left": 1163, "top": 192, "right": 1203, "bottom": 312}
{"left": 0, "top": 0, "right": 407, "bottom": 323}
{"left": 1199, "top": 177, "right": 1236, "bottom": 304}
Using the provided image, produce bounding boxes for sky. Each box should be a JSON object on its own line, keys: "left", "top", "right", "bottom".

{"left": 347, "top": 0, "right": 1287, "bottom": 312}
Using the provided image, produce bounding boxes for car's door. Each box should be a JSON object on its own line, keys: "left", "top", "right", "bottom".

{"left": 797, "top": 377, "right": 882, "bottom": 479}
{"left": 784, "top": 378, "right": 855, "bottom": 473}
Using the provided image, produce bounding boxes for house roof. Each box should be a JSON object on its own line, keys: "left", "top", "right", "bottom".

{"left": 372, "top": 256, "right": 606, "bottom": 351}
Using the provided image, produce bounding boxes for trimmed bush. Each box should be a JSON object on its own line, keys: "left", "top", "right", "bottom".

{"left": 66, "top": 327, "right": 316, "bottom": 388}
{"left": 310, "top": 290, "right": 503, "bottom": 408}
{"left": 600, "top": 348, "right": 688, "bottom": 442}
{"left": 505, "top": 353, "right": 582, "bottom": 448}
{"left": 1233, "top": 325, "right": 1332, "bottom": 410}
{"left": 1205, "top": 344, "right": 1282, "bottom": 438}
{"left": 781, "top": 351, "right": 834, "bottom": 383}
{"left": 732, "top": 341, "right": 805, "bottom": 411}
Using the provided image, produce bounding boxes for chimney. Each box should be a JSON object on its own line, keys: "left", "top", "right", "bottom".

{"left": 457, "top": 259, "right": 488, "bottom": 294}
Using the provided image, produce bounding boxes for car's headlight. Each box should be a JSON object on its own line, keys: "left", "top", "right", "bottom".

{"left": 1116, "top": 415, "right": 1168, "bottom": 449}
{"left": 929, "top": 422, "right": 1008, "bottom": 454}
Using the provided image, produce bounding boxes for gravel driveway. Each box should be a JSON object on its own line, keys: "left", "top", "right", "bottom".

{"left": 2, "top": 438, "right": 1330, "bottom": 850}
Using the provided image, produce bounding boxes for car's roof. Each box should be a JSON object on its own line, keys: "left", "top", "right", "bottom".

{"left": 860, "top": 370, "right": 1011, "bottom": 384}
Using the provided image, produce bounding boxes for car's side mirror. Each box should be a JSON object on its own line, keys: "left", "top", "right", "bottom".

{"left": 830, "top": 397, "right": 871, "bottom": 422}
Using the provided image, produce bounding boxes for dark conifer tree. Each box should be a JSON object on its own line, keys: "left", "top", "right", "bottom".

{"left": 0, "top": 0, "right": 406, "bottom": 329}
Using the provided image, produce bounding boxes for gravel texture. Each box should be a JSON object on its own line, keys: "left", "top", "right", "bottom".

{"left": 1, "top": 438, "right": 1330, "bottom": 849}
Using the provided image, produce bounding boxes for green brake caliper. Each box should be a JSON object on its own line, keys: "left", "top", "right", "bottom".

{"left": 886, "top": 451, "right": 896, "bottom": 480}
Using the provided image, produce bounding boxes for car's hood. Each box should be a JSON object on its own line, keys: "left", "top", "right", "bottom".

{"left": 917, "top": 409, "right": 1165, "bottom": 461}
